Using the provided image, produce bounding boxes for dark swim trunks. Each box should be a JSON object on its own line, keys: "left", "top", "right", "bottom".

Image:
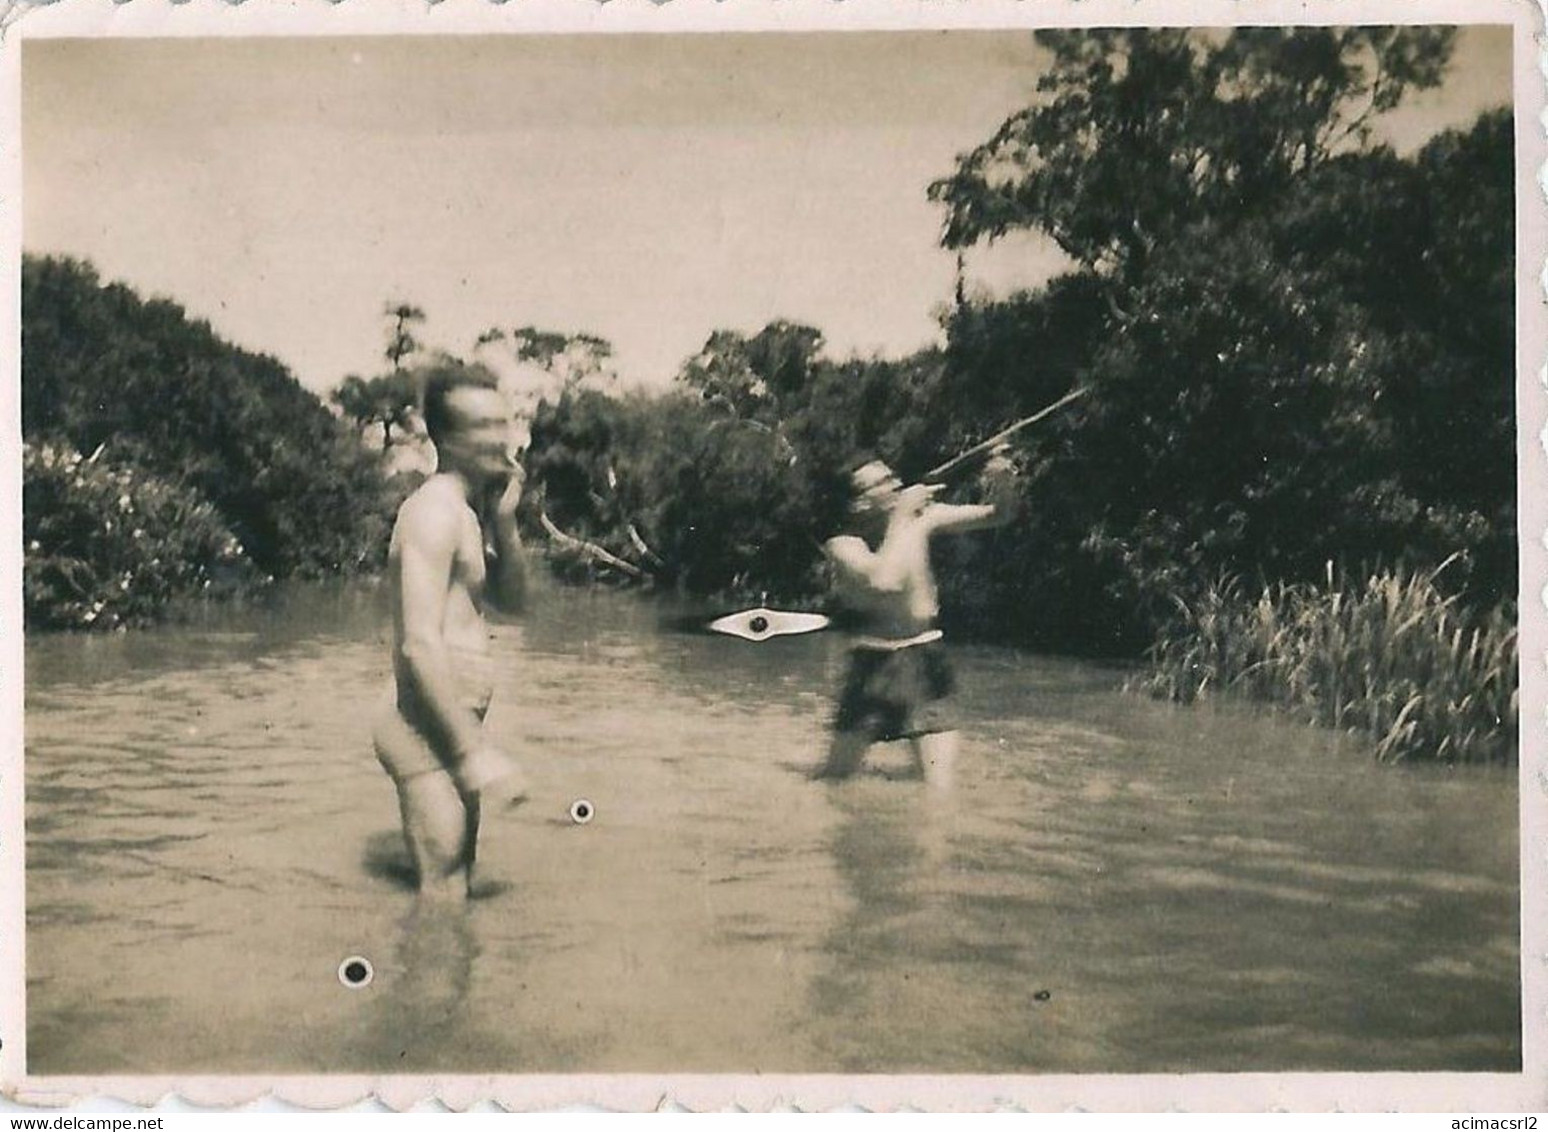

{"left": 833, "top": 632, "right": 957, "bottom": 741}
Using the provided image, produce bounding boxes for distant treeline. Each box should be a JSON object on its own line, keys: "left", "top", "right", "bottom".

{"left": 22, "top": 255, "right": 393, "bottom": 629}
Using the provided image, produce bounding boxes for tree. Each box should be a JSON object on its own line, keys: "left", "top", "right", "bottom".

{"left": 678, "top": 320, "right": 825, "bottom": 422}
{"left": 22, "top": 255, "right": 392, "bottom": 584}
{"left": 331, "top": 370, "right": 419, "bottom": 450}
{"left": 331, "top": 302, "right": 436, "bottom": 449}
{"left": 929, "top": 29, "right": 1454, "bottom": 280}
{"left": 476, "top": 325, "right": 617, "bottom": 392}
{"left": 918, "top": 29, "right": 1513, "bottom": 648}
{"left": 384, "top": 302, "right": 426, "bottom": 371}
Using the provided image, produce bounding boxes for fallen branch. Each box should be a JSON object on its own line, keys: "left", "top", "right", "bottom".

{"left": 538, "top": 510, "right": 646, "bottom": 579}
{"left": 601, "top": 462, "right": 666, "bottom": 568}
{"left": 625, "top": 521, "right": 665, "bottom": 568}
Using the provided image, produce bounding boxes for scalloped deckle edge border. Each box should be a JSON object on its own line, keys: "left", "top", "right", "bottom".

{"left": 0, "top": 0, "right": 1544, "bottom": 1114}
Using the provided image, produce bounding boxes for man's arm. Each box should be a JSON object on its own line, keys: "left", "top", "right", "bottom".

{"left": 394, "top": 492, "right": 487, "bottom": 767}
{"left": 482, "top": 465, "right": 530, "bottom": 616}
{"left": 922, "top": 452, "right": 1022, "bottom": 536}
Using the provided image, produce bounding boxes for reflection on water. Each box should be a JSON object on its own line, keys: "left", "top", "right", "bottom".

{"left": 25, "top": 580, "right": 1520, "bottom": 1073}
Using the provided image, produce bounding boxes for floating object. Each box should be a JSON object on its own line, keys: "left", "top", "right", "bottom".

{"left": 338, "top": 955, "right": 374, "bottom": 989}
{"left": 569, "top": 799, "right": 595, "bottom": 825}
{"left": 708, "top": 607, "right": 831, "bottom": 642}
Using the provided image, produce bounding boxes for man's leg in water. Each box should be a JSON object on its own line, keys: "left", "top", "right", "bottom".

{"left": 912, "top": 729, "right": 958, "bottom": 790}
{"left": 459, "top": 790, "right": 482, "bottom": 888}
{"left": 396, "top": 770, "right": 474, "bottom": 898}
{"left": 377, "top": 707, "right": 479, "bottom": 897}
{"left": 818, "top": 649, "right": 886, "bottom": 780}
{"left": 908, "top": 642, "right": 958, "bottom": 789}
{"left": 814, "top": 729, "right": 871, "bottom": 780}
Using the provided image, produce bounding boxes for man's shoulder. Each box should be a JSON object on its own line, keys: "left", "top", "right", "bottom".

{"left": 395, "top": 476, "right": 469, "bottom": 543}
{"left": 825, "top": 534, "right": 872, "bottom": 557}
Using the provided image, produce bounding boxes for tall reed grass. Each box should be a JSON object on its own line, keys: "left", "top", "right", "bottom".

{"left": 1137, "top": 560, "right": 1517, "bottom": 764}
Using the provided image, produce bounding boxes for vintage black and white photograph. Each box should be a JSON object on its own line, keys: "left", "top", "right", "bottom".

{"left": 6, "top": 2, "right": 1537, "bottom": 1104}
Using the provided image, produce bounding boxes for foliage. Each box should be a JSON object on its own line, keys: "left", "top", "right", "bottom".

{"left": 23, "top": 255, "right": 393, "bottom": 585}
{"left": 1136, "top": 565, "right": 1517, "bottom": 764}
{"left": 383, "top": 302, "right": 426, "bottom": 371}
{"left": 919, "top": 35, "right": 1513, "bottom": 651}
{"left": 522, "top": 316, "right": 1031, "bottom": 601}
{"left": 478, "top": 325, "right": 617, "bottom": 391}
{"left": 332, "top": 369, "right": 419, "bottom": 449}
{"left": 929, "top": 28, "right": 1454, "bottom": 276}
{"left": 679, "top": 321, "right": 825, "bottom": 421}
{"left": 527, "top": 383, "right": 837, "bottom": 598}
{"left": 23, "top": 440, "right": 256, "bottom": 630}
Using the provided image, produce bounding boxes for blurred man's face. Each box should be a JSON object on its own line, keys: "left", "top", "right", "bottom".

{"left": 851, "top": 460, "right": 901, "bottom": 519}
{"left": 438, "top": 386, "right": 522, "bottom": 482}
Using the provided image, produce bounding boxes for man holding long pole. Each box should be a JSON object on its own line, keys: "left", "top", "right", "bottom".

{"left": 814, "top": 444, "right": 1022, "bottom": 788}
{"left": 812, "top": 388, "right": 1084, "bottom": 786}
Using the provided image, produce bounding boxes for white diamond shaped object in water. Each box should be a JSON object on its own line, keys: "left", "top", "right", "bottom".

{"left": 707, "top": 607, "right": 831, "bottom": 642}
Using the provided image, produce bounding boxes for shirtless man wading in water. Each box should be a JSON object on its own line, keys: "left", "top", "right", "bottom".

{"left": 816, "top": 450, "right": 1019, "bottom": 788}
{"left": 374, "top": 363, "right": 530, "bottom": 900}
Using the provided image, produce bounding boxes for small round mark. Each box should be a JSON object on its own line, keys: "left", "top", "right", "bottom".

{"left": 338, "top": 956, "right": 374, "bottom": 989}
{"left": 569, "top": 799, "right": 595, "bottom": 825}
{"left": 748, "top": 615, "right": 770, "bottom": 635}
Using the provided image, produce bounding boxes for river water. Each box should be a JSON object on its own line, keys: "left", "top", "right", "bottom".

{"left": 24, "top": 580, "right": 1519, "bottom": 1075}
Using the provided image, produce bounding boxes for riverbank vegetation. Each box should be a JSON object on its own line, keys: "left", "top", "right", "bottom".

{"left": 22, "top": 255, "right": 393, "bottom": 629}
{"left": 1137, "top": 565, "right": 1517, "bottom": 764}
{"left": 22, "top": 28, "right": 1515, "bottom": 762}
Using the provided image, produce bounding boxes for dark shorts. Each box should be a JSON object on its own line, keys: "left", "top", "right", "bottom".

{"left": 833, "top": 638, "right": 957, "bottom": 742}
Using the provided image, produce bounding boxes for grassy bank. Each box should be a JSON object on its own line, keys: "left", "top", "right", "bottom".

{"left": 1136, "top": 562, "right": 1517, "bottom": 764}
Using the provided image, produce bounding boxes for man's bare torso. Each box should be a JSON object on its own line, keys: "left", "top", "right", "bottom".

{"left": 828, "top": 510, "right": 941, "bottom": 639}
{"left": 390, "top": 474, "right": 496, "bottom": 727}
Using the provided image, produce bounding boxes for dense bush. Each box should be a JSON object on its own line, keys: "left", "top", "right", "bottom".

{"left": 22, "top": 256, "right": 395, "bottom": 629}
{"left": 527, "top": 385, "right": 840, "bottom": 599}
{"left": 23, "top": 255, "right": 393, "bottom": 582}
{"left": 23, "top": 440, "right": 255, "bottom": 630}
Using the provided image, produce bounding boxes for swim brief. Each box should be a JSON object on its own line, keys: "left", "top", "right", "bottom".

{"left": 373, "top": 683, "right": 492, "bottom": 785}
{"left": 832, "top": 629, "right": 956, "bottom": 741}
{"left": 374, "top": 698, "right": 453, "bottom": 784}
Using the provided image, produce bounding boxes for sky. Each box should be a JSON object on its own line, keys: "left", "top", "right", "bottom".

{"left": 22, "top": 27, "right": 1514, "bottom": 395}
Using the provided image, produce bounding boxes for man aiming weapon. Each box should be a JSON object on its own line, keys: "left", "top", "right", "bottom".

{"left": 811, "top": 386, "right": 1085, "bottom": 787}
{"left": 814, "top": 445, "right": 1020, "bottom": 788}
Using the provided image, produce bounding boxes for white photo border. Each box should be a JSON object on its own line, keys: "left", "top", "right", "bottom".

{"left": 0, "top": 0, "right": 1541, "bottom": 1112}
